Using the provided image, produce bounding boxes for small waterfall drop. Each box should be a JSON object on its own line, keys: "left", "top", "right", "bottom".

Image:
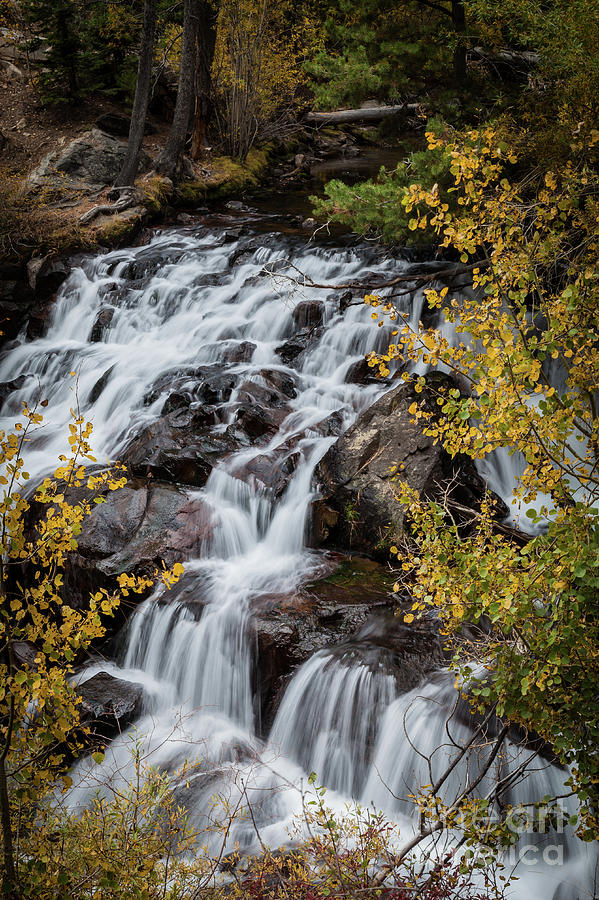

{"left": 270, "top": 649, "right": 396, "bottom": 796}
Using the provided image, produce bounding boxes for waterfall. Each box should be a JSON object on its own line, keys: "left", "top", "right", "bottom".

{"left": 270, "top": 649, "right": 396, "bottom": 796}
{"left": 2, "top": 215, "right": 595, "bottom": 899}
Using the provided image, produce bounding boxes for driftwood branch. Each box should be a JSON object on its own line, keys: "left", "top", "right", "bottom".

{"left": 304, "top": 104, "right": 418, "bottom": 126}
{"left": 263, "top": 260, "right": 485, "bottom": 294}
{"left": 79, "top": 193, "right": 136, "bottom": 225}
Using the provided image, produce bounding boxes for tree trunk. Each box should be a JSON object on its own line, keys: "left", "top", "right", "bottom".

{"left": 451, "top": 0, "right": 467, "bottom": 84}
{"left": 56, "top": 5, "right": 78, "bottom": 98}
{"left": 154, "top": 0, "right": 200, "bottom": 179}
{"left": 190, "top": 0, "right": 218, "bottom": 158}
{"left": 114, "top": 0, "right": 158, "bottom": 188}
{"left": 0, "top": 756, "right": 16, "bottom": 898}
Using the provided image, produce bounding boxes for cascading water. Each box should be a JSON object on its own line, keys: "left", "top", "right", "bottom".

{"left": 2, "top": 211, "right": 596, "bottom": 898}
{"left": 269, "top": 648, "right": 396, "bottom": 796}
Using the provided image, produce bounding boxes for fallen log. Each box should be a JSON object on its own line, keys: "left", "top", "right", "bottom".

{"left": 304, "top": 104, "right": 418, "bottom": 126}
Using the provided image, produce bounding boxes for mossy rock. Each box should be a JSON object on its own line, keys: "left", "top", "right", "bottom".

{"left": 306, "top": 556, "right": 395, "bottom": 606}
{"left": 92, "top": 206, "right": 148, "bottom": 246}
{"left": 137, "top": 175, "right": 174, "bottom": 215}
{"left": 175, "top": 149, "right": 270, "bottom": 204}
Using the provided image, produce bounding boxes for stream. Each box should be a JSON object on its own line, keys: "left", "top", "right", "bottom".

{"left": 2, "top": 189, "right": 597, "bottom": 898}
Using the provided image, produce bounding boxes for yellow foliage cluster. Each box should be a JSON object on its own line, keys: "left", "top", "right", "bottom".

{"left": 365, "top": 123, "right": 599, "bottom": 835}
{"left": 211, "top": 0, "right": 319, "bottom": 158}
{"left": 0, "top": 399, "right": 184, "bottom": 895}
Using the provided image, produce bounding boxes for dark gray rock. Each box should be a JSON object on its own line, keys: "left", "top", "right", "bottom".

{"left": 0, "top": 375, "right": 28, "bottom": 412}
{"left": 229, "top": 446, "right": 300, "bottom": 496}
{"left": 88, "top": 365, "right": 116, "bottom": 404}
{"left": 28, "top": 128, "right": 151, "bottom": 195}
{"left": 276, "top": 328, "right": 323, "bottom": 366}
{"left": 27, "top": 254, "right": 70, "bottom": 296}
{"left": 144, "top": 365, "right": 237, "bottom": 409}
{"left": 25, "top": 299, "right": 55, "bottom": 340}
{"left": 345, "top": 357, "right": 378, "bottom": 384}
{"left": 64, "top": 477, "right": 216, "bottom": 614}
{"left": 122, "top": 410, "right": 241, "bottom": 487}
{"left": 89, "top": 306, "right": 115, "bottom": 342}
{"left": 315, "top": 374, "right": 507, "bottom": 557}
{"left": 292, "top": 300, "right": 324, "bottom": 330}
{"left": 78, "top": 672, "right": 143, "bottom": 738}
{"left": 0, "top": 279, "right": 35, "bottom": 341}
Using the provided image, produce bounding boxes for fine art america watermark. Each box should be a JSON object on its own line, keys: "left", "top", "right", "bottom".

{"left": 449, "top": 800, "right": 574, "bottom": 867}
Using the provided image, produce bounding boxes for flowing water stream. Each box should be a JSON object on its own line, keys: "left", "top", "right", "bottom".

{"left": 2, "top": 207, "right": 597, "bottom": 898}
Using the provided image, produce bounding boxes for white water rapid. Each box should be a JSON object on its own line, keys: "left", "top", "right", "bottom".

{"left": 3, "top": 212, "right": 596, "bottom": 898}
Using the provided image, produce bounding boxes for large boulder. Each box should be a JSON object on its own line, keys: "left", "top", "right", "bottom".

{"left": 314, "top": 374, "right": 505, "bottom": 557}
{"left": 122, "top": 409, "right": 242, "bottom": 487}
{"left": 28, "top": 128, "right": 151, "bottom": 196}
{"left": 64, "top": 477, "right": 215, "bottom": 617}
{"left": 75, "top": 478, "right": 214, "bottom": 573}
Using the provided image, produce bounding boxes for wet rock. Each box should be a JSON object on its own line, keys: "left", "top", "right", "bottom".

{"left": 292, "top": 300, "right": 324, "bottom": 330}
{"left": 189, "top": 273, "right": 223, "bottom": 288}
{"left": 118, "top": 249, "right": 184, "bottom": 281}
{"left": 315, "top": 374, "right": 507, "bottom": 557}
{"left": 0, "top": 279, "right": 35, "bottom": 341}
{"left": 26, "top": 255, "right": 70, "bottom": 297}
{"left": 28, "top": 128, "right": 151, "bottom": 195}
{"left": 64, "top": 477, "right": 216, "bottom": 614}
{"left": 222, "top": 340, "right": 256, "bottom": 364}
{"left": 0, "top": 375, "right": 27, "bottom": 410}
{"left": 123, "top": 409, "right": 241, "bottom": 486}
{"left": 230, "top": 447, "right": 300, "bottom": 496}
{"left": 229, "top": 241, "right": 257, "bottom": 267}
{"left": 311, "top": 410, "right": 345, "bottom": 438}
{"left": 276, "top": 327, "right": 323, "bottom": 366}
{"left": 345, "top": 357, "right": 376, "bottom": 384}
{"left": 88, "top": 365, "right": 115, "bottom": 404}
{"left": 339, "top": 290, "right": 353, "bottom": 312}
{"left": 78, "top": 672, "right": 143, "bottom": 738}
{"left": 257, "top": 369, "right": 297, "bottom": 399}
{"left": 236, "top": 374, "right": 295, "bottom": 410}
{"left": 251, "top": 556, "right": 444, "bottom": 733}
{"left": 144, "top": 365, "right": 237, "bottom": 409}
{"left": 89, "top": 306, "right": 115, "bottom": 342}
{"left": 25, "top": 299, "right": 55, "bottom": 340}
{"left": 234, "top": 404, "right": 288, "bottom": 439}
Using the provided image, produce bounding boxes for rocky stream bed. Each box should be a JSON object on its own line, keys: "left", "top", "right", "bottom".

{"left": 2, "top": 200, "right": 596, "bottom": 900}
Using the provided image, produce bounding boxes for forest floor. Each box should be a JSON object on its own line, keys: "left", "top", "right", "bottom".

{"left": 0, "top": 76, "right": 165, "bottom": 170}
